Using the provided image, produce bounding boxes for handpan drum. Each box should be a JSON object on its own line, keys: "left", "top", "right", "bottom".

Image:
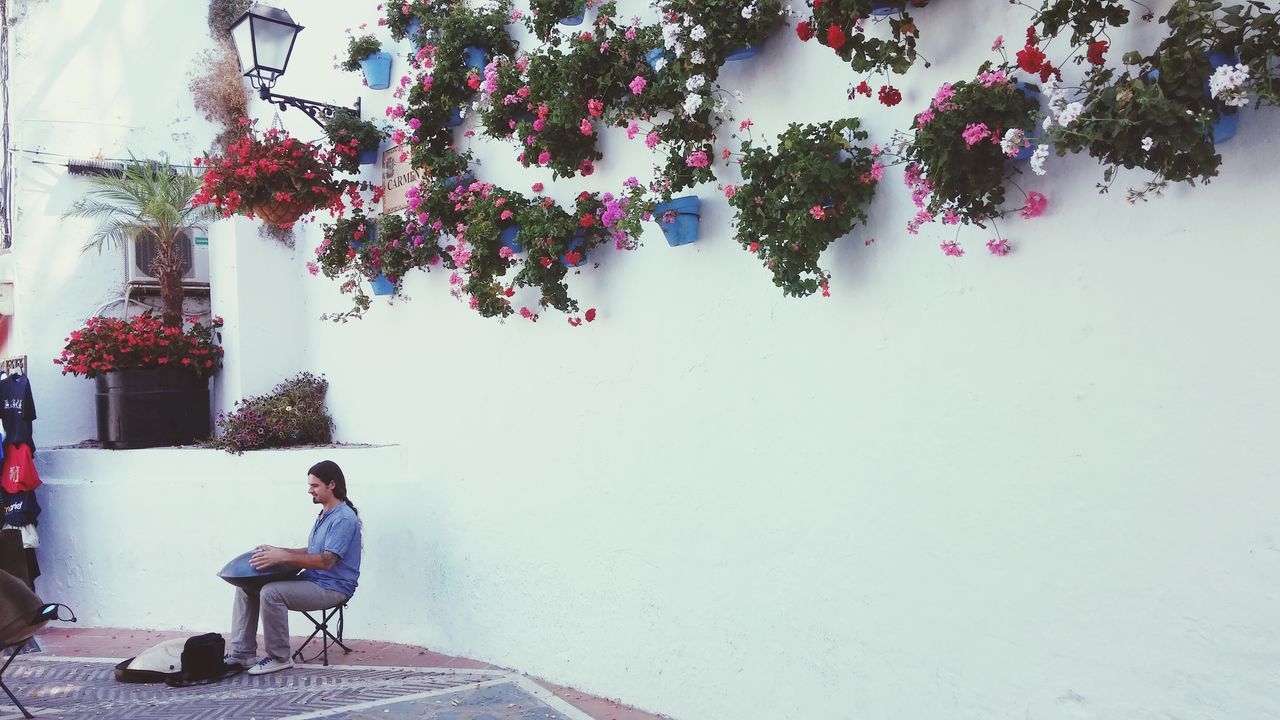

{"left": 217, "top": 549, "right": 302, "bottom": 590}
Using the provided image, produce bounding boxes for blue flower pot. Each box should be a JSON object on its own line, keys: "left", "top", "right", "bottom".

{"left": 653, "top": 195, "right": 700, "bottom": 247}
{"left": 559, "top": 11, "right": 585, "bottom": 25}
{"left": 870, "top": 0, "right": 901, "bottom": 16}
{"left": 463, "top": 46, "right": 487, "bottom": 72}
{"left": 405, "top": 18, "right": 423, "bottom": 46}
{"left": 360, "top": 52, "right": 393, "bottom": 90}
{"left": 500, "top": 224, "right": 523, "bottom": 253}
{"left": 561, "top": 231, "right": 587, "bottom": 267}
{"left": 446, "top": 107, "right": 465, "bottom": 128}
{"left": 1205, "top": 51, "right": 1240, "bottom": 143}
{"left": 645, "top": 48, "right": 671, "bottom": 72}
{"left": 724, "top": 45, "right": 757, "bottom": 61}
{"left": 370, "top": 274, "right": 396, "bottom": 296}
{"left": 1004, "top": 82, "right": 1040, "bottom": 161}
{"left": 444, "top": 173, "right": 476, "bottom": 190}
{"left": 357, "top": 147, "right": 380, "bottom": 165}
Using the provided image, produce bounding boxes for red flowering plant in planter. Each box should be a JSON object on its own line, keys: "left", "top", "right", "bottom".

{"left": 54, "top": 314, "right": 224, "bottom": 379}
{"left": 798, "top": 0, "right": 931, "bottom": 98}
{"left": 192, "top": 122, "right": 362, "bottom": 227}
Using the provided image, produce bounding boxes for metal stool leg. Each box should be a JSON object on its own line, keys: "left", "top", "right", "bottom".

{"left": 292, "top": 603, "right": 351, "bottom": 666}
{"left": 0, "top": 645, "right": 34, "bottom": 719}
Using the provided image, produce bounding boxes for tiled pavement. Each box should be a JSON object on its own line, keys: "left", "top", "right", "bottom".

{"left": 0, "top": 629, "right": 671, "bottom": 720}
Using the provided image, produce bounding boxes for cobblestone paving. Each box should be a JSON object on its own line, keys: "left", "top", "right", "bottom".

{"left": 0, "top": 658, "right": 576, "bottom": 720}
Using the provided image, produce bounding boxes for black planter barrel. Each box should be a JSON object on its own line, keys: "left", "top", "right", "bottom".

{"left": 95, "top": 369, "right": 211, "bottom": 449}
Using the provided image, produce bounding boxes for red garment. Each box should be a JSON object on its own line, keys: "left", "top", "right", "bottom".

{"left": 1, "top": 444, "right": 40, "bottom": 493}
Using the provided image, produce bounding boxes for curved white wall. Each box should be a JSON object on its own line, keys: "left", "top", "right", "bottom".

{"left": 10, "top": 1, "right": 1280, "bottom": 718}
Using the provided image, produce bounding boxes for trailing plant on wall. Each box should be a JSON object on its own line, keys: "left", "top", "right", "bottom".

{"left": 324, "top": 113, "right": 387, "bottom": 174}
{"left": 655, "top": 0, "right": 787, "bottom": 66}
{"left": 393, "top": 0, "right": 517, "bottom": 173}
{"left": 895, "top": 66, "right": 1043, "bottom": 237}
{"left": 1036, "top": 0, "right": 1280, "bottom": 200}
{"left": 796, "top": 0, "right": 930, "bottom": 90}
{"left": 340, "top": 34, "right": 384, "bottom": 72}
{"left": 526, "top": 0, "right": 590, "bottom": 42}
{"left": 729, "top": 118, "right": 880, "bottom": 297}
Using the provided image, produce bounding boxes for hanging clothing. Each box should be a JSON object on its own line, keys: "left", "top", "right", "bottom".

{"left": 0, "top": 375, "right": 36, "bottom": 453}
{"left": 1, "top": 444, "right": 40, "bottom": 493}
{"left": 2, "top": 490, "right": 39, "bottom": 527}
{"left": 1, "top": 525, "right": 38, "bottom": 550}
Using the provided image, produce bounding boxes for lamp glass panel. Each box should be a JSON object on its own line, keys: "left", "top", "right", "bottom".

{"left": 229, "top": 16, "right": 257, "bottom": 76}
{"left": 251, "top": 16, "right": 298, "bottom": 73}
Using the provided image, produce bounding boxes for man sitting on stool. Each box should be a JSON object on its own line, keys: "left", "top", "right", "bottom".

{"left": 229, "top": 460, "right": 362, "bottom": 675}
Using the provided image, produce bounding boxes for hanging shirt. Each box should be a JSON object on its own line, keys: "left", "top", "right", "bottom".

{"left": 1, "top": 444, "right": 40, "bottom": 493}
{"left": 2, "top": 490, "right": 39, "bottom": 527}
{"left": 0, "top": 375, "right": 36, "bottom": 453}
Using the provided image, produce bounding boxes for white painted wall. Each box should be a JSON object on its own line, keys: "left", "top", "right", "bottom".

{"left": 10, "top": 1, "right": 1280, "bottom": 719}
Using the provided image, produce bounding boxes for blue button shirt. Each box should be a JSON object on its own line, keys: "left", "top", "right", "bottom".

{"left": 299, "top": 502, "right": 361, "bottom": 597}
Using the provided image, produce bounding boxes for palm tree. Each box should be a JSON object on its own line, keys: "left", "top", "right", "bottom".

{"left": 66, "top": 158, "right": 217, "bottom": 328}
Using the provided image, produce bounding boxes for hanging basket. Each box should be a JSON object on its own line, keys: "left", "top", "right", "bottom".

{"left": 252, "top": 197, "right": 313, "bottom": 227}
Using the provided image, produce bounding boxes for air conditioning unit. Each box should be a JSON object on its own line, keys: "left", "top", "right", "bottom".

{"left": 126, "top": 227, "right": 210, "bottom": 286}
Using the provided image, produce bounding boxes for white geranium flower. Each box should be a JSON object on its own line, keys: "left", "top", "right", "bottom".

{"left": 1030, "top": 144, "right": 1049, "bottom": 176}
{"left": 1057, "top": 101, "right": 1083, "bottom": 127}
{"left": 1141, "top": 136, "right": 1154, "bottom": 151}
{"left": 1000, "top": 128, "right": 1026, "bottom": 157}
{"left": 682, "top": 93, "right": 702, "bottom": 115}
{"left": 690, "top": 50, "right": 705, "bottom": 64}
{"left": 741, "top": 5, "right": 755, "bottom": 18}
{"left": 1209, "top": 63, "right": 1251, "bottom": 107}
{"left": 690, "top": 24, "right": 707, "bottom": 41}
{"left": 685, "top": 74, "right": 705, "bottom": 92}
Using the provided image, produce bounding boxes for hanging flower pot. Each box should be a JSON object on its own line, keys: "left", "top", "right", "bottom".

{"left": 559, "top": 7, "right": 585, "bottom": 25}
{"left": 561, "top": 231, "right": 587, "bottom": 267}
{"left": 446, "top": 107, "right": 465, "bottom": 128}
{"left": 1205, "top": 51, "right": 1241, "bottom": 143}
{"left": 653, "top": 196, "right": 701, "bottom": 246}
{"left": 500, "top": 224, "right": 524, "bottom": 253}
{"left": 870, "top": 0, "right": 901, "bottom": 16}
{"left": 406, "top": 18, "right": 424, "bottom": 47}
{"left": 1007, "top": 82, "right": 1040, "bottom": 161}
{"left": 645, "top": 48, "right": 672, "bottom": 72}
{"left": 444, "top": 173, "right": 477, "bottom": 190}
{"left": 463, "top": 46, "right": 488, "bottom": 72}
{"left": 724, "top": 45, "right": 758, "bottom": 61}
{"left": 357, "top": 146, "right": 381, "bottom": 165}
{"left": 360, "top": 52, "right": 393, "bottom": 90}
{"left": 253, "top": 197, "right": 313, "bottom": 227}
{"left": 370, "top": 274, "right": 396, "bottom": 296}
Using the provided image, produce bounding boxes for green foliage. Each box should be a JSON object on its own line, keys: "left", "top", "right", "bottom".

{"left": 64, "top": 158, "right": 217, "bottom": 327}
{"left": 657, "top": 0, "right": 786, "bottom": 65}
{"left": 526, "top": 0, "right": 588, "bottom": 42}
{"left": 323, "top": 113, "right": 386, "bottom": 174}
{"left": 1032, "top": 0, "right": 1133, "bottom": 46}
{"left": 901, "top": 71, "right": 1039, "bottom": 224}
{"left": 803, "top": 0, "right": 929, "bottom": 75}
{"left": 730, "top": 119, "right": 879, "bottom": 297}
{"left": 208, "top": 373, "right": 334, "bottom": 454}
{"left": 511, "top": 200, "right": 582, "bottom": 313}
{"left": 340, "top": 34, "right": 383, "bottom": 72}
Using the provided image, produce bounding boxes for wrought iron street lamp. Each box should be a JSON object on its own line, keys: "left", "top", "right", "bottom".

{"left": 229, "top": 3, "right": 360, "bottom": 127}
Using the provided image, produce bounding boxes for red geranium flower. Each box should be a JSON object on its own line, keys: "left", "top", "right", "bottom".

{"left": 1017, "top": 45, "right": 1046, "bottom": 73}
{"left": 1087, "top": 40, "right": 1108, "bottom": 65}
{"left": 796, "top": 21, "right": 813, "bottom": 42}
{"left": 878, "top": 85, "right": 902, "bottom": 107}
{"left": 826, "top": 24, "right": 846, "bottom": 51}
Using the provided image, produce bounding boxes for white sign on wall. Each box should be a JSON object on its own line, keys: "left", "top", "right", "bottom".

{"left": 381, "top": 144, "right": 420, "bottom": 215}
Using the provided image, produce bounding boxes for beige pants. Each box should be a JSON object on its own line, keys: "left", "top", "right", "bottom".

{"left": 230, "top": 580, "right": 349, "bottom": 663}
